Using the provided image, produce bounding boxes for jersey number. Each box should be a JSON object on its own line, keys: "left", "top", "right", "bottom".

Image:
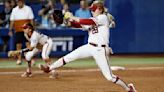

{"left": 90, "top": 26, "right": 98, "bottom": 34}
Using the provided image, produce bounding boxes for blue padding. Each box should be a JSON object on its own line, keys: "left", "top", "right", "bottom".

{"left": 0, "top": 38, "right": 3, "bottom": 44}
{"left": 0, "top": 52, "right": 8, "bottom": 58}
{"left": 69, "top": 4, "right": 80, "bottom": 14}
{"left": 0, "top": 5, "right": 4, "bottom": 12}
{"left": 30, "top": 4, "right": 42, "bottom": 22}
{"left": 38, "top": 28, "right": 87, "bottom": 37}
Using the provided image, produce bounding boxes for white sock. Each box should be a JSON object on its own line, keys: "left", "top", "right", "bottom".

{"left": 115, "top": 79, "right": 130, "bottom": 91}
{"left": 50, "top": 58, "right": 65, "bottom": 70}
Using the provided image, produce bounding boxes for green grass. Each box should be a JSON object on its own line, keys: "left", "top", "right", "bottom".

{"left": 0, "top": 56, "right": 164, "bottom": 69}
{"left": 111, "top": 57, "right": 164, "bottom": 65}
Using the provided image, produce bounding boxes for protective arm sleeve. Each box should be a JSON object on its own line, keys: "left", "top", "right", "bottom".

{"left": 79, "top": 19, "right": 96, "bottom": 25}
{"left": 70, "top": 21, "right": 82, "bottom": 28}
{"left": 21, "top": 47, "right": 34, "bottom": 53}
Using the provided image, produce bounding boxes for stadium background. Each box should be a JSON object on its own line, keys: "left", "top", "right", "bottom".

{"left": 0, "top": 0, "right": 164, "bottom": 92}
{"left": 0, "top": 0, "right": 163, "bottom": 57}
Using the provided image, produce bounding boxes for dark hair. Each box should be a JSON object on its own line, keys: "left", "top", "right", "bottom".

{"left": 4, "top": 0, "right": 11, "bottom": 4}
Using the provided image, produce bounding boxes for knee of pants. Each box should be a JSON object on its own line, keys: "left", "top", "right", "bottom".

{"left": 25, "top": 52, "right": 34, "bottom": 61}
{"left": 106, "top": 77, "right": 117, "bottom": 82}
{"left": 63, "top": 52, "right": 80, "bottom": 63}
{"left": 103, "top": 74, "right": 117, "bottom": 82}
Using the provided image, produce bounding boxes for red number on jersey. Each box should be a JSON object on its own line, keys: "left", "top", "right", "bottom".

{"left": 90, "top": 26, "right": 98, "bottom": 34}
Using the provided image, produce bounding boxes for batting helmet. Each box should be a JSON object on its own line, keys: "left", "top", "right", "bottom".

{"left": 22, "top": 23, "right": 34, "bottom": 31}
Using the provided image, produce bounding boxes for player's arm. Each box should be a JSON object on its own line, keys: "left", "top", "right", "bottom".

{"left": 9, "top": 21, "right": 14, "bottom": 31}
{"left": 9, "top": 21, "right": 14, "bottom": 36}
{"left": 9, "top": 9, "right": 15, "bottom": 36}
{"left": 107, "top": 13, "right": 115, "bottom": 28}
{"left": 64, "top": 12, "right": 96, "bottom": 26}
{"left": 8, "top": 46, "right": 35, "bottom": 58}
{"left": 70, "top": 16, "right": 96, "bottom": 25}
{"left": 22, "top": 36, "right": 38, "bottom": 53}
{"left": 30, "top": 19, "right": 34, "bottom": 26}
{"left": 69, "top": 21, "right": 82, "bottom": 28}
{"left": 21, "top": 46, "right": 35, "bottom": 53}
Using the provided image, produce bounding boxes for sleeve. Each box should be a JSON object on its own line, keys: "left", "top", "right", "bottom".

{"left": 79, "top": 18, "right": 96, "bottom": 25}
{"left": 70, "top": 21, "right": 82, "bottom": 28}
{"left": 30, "top": 32, "right": 38, "bottom": 48}
{"left": 70, "top": 20, "right": 91, "bottom": 30}
{"left": 10, "top": 9, "right": 15, "bottom": 21}
{"left": 95, "top": 15, "right": 108, "bottom": 26}
{"left": 28, "top": 7, "right": 34, "bottom": 19}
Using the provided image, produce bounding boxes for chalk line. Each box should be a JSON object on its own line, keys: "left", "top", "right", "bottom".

{"left": 0, "top": 66, "right": 164, "bottom": 75}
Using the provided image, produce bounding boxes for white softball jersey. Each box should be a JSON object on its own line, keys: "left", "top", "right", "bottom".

{"left": 88, "top": 14, "right": 110, "bottom": 46}
{"left": 25, "top": 31, "right": 53, "bottom": 60}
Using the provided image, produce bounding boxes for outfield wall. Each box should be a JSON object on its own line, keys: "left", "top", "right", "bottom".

{"left": 0, "top": 0, "right": 164, "bottom": 57}
{"left": 0, "top": 27, "right": 164, "bottom": 58}
{"left": 106, "top": 0, "right": 164, "bottom": 53}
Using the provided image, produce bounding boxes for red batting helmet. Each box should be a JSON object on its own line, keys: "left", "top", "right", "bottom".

{"left": 22, "top": 23, "right": 34, "bottom": 31}
{"left": 89, "top": 1, "right": 104, "bottom": 12}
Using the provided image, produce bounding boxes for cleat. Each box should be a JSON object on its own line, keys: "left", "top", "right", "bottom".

{"left": 16, "top": 60, "right": 22, "bottom": 65}
{"left": 128, "top": 83, "right": 137, "bottom": 92}
{"left": 21, "top": 72, "right": 32, "bottom": 77}
{"left": 38, "top": 64, "right": 51, "bottom": 73}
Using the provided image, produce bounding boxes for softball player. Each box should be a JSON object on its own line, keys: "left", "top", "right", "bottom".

{"left": 20, "top": 23, "right": 53, "bottom": 77}
{"left": 41, "top": 1, "right": 137, "bottom": 92}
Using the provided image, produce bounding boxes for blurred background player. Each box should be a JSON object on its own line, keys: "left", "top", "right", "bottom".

{"left": 10, "top": 0, "right": 17, "bottom": 9}
{"left": 0, "top": 0, "right": 12, "bottom": 28}
{"left": 41, "top": 1, "right": 137, "bottom": 92}
{"left": 62, "top": 3, "right": 70, "bottom": 14}
{"left": 75, "top": 0, "right": 91, "bottom": 18}
{"left": 0, "top": 0, "right": 12, "bottom": 52}
{"left": 60, "top": 3, "right": 71, "bottom": 28}
{"left": 20, "top": 23, "right": 54, "bottom": 77}
{"left": 38, "top": 0, "right": 56, "bottom": 28}
{"left": 9, "top": 0, "right": 34, "bottom": 65}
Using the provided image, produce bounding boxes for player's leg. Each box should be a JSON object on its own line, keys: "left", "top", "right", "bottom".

{"left": 44, "top": 44, "right": 92, "bottom": 78}
{"left": 49, "top": 44, "right": 92, "bottom": 70}
{"left": 22, "top": 48, "right": 38, "bottom": 77}
{"left": 39, "top": 39, "right": 57, "bottom": 77}
{"left": 92, "top": 47, "right": 132, "bottom": 91}
{"left": 26, "top": 42, "right": 35, "bottom": 66}
{"left": 15, "top": 32, "right": 26, "bottom": 65}
{"left": 41, "top": 39, "right": 53, "bottom": 65}
{"left": 16, "top": 43, "right": 22, "bottom": 65}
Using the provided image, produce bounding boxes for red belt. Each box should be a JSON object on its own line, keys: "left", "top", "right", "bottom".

{"left": 89, "top": 43, "right": 106, "bottom": 47}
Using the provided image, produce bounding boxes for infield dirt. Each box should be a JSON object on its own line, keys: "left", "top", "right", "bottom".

{"left": 0, "top": 65, "right": 164, "bottom": 92}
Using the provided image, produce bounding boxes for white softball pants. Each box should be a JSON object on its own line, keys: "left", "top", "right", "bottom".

{"left": 63, "top": 44, "right": 117, "bottom": 82}
{"left": 41, "top": 39, "right": 53, "bottom": 60}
